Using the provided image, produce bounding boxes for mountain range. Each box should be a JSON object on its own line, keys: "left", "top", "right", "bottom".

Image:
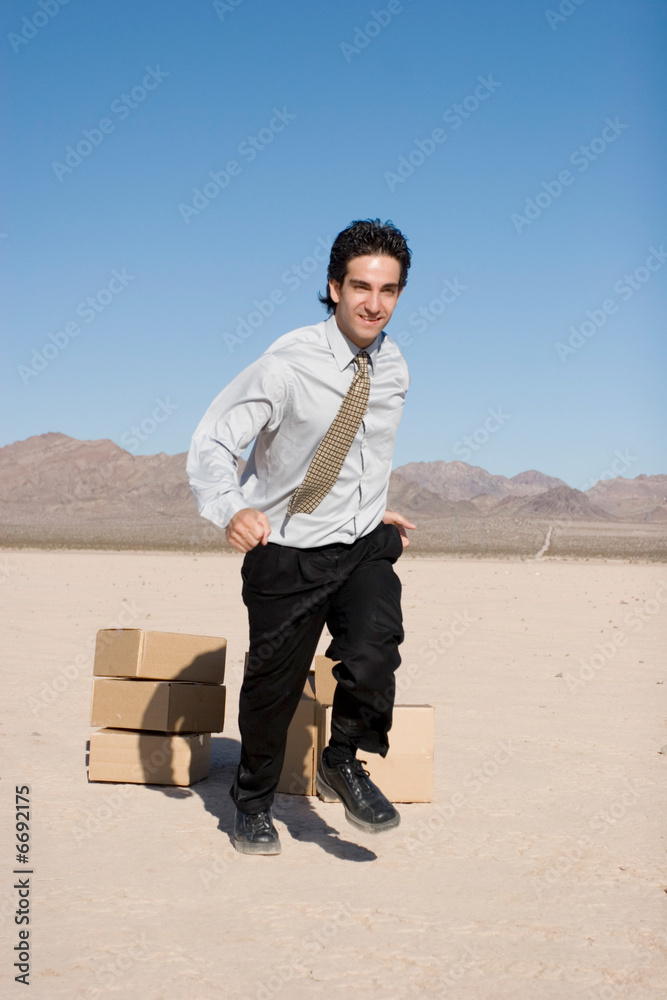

{"left": 1, "top": 434, "right": 666, "bottom": 529}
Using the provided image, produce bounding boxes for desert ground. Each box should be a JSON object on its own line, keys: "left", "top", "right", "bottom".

{"left": 2, "top": 548, "right": 666, "bottom": 999}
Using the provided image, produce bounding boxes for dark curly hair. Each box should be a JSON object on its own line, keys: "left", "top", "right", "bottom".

{"left": 318, "top": 218, "right": 412, "bottom": 314}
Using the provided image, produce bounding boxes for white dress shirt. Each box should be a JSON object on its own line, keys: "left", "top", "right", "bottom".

{"left": 186, "top": 313, "right": 410, "bottom": 548}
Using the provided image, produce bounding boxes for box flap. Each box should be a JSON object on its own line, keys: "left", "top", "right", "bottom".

{"left": 93, "top": 629, "right": 144, "bottom": 678}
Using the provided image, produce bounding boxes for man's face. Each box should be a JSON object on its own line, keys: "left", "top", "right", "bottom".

{"left": 329, "top": 254, "right": 403, "bottom": 348}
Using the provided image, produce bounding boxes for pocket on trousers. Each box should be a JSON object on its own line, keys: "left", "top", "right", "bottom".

{"left": 241, "top": 542, "right": 275, "bottom": 589}
{"left": 383, "top": 523, "right": 404, "bottom": 563}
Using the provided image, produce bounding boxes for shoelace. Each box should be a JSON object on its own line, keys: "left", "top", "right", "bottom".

{"left": 247, "top": 812, "right": 272, "bottom": 830}
{"left": 347, "top": 759, "right": 372, "bottom": 786}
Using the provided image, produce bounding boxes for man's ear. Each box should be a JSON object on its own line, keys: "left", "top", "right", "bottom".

{"left": 329, "top": 279, "right": 341, "bottom": 304}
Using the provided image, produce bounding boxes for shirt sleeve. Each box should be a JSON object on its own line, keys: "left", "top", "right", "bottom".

{"left": 186, "top": 354, "right": 289, "bottom": 528}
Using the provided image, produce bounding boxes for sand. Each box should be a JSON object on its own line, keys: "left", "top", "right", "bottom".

{"left": 2, "top": 548, "right": 666, "bottom": 999}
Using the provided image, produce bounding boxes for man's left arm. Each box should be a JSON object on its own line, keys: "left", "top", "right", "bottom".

{"left": 382, "top": 510, "right": 416, "bottom": 547}
{"left": 379, "top": 341, "right": 415, "bottom": 546}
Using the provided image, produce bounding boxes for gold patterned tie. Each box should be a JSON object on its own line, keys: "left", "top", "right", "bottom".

{"left": 287, "top": 351, "right": 371, "bottom": 515}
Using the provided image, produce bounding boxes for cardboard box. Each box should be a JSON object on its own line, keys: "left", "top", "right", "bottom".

{"left": 313, "top": 655, "right": 339, "bottom": 705}
{"left": 316, "top": 704, "right": 434, "bottom": 803}
{"left": 93, "top": 629, "right": 226, "bottom": 684}
{"left": 90, "top": 678, "right": 226, "bottom": 733}
{"left": 88, "top": 729, "right": 211, "bottom": 785}
{"left": 277, "top": 675, "right": 317, "bottom": 796}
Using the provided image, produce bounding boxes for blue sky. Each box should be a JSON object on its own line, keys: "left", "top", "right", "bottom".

{"left": 2, "top": 0, "right": 665, "bottom": 488}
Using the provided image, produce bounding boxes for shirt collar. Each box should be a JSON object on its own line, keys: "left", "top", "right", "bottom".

{"left": 324, "top": 313, "right": 382, "bottom": 373}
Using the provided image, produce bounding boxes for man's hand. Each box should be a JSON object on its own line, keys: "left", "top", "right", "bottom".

{"left": 382, "top": 510, "right": 417, "bottom": 548}
{"left": 225, "top": 508, "right": 271, "bottom": 553}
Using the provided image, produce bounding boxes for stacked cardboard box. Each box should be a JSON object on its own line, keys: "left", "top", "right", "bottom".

{"left": 89, "top": 729, "right": 211, "bottom": 785}
{"left": 277, "top": 655, "right": 435, "bottom": 803}
{"left": 315, "top": 703, "right": 434, "bottom": 803}
{"left": 88, "top": 629, "right": 227, "bottom": 786}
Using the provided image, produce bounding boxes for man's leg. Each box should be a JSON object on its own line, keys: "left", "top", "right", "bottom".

{"left": 325, "top": 522, "right": 404, "bottom": 758}
{"left": 315, "top": 523, "right": 405, "bottom": 832}
{"left": 230, "top": 541, "right": 335, "bottom": 815}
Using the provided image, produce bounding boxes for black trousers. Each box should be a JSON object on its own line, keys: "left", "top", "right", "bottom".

{"left": 230, "top": 521, "right": 405, "bottom": 814}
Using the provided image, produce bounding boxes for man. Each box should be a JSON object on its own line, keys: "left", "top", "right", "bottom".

{"left": 187, "top": 219, "right": 415, "bottom": 855}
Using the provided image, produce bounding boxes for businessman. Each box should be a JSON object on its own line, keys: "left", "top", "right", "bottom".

{"left": 187, "top": 219, "right": 415, "bottom": 854}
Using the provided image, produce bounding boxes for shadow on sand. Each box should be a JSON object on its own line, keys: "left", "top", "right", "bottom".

{"left": 98, "top": 644, "right": 377, "bottom": 859}
{"left": 145, "top": 736, "right": 377, "bottom": 862}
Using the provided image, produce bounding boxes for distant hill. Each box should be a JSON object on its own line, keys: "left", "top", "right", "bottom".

{"left": 516, "top": 485, "right": 615, "bottom": 521}
{"left": 387, "top": 471, "right": 480, "bottom": 518}
{"left": 586, "top": 474, "right": 667, "bottom": 521}
{"left": 0, "top": 432, "right": 193, "bottom": 523}
{"left": 476, "top": 486, "right": 615, "bottom": 521}
{"left": 395, "top": 460, "right": 568, "bottom": 502}
{"left": 510, "top": 469, "right": 568, "bottom": 491}
{"left": 587, "top": 473, "right": 667, "bottom": 501}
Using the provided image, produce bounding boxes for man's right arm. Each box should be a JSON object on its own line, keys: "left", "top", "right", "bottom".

{"left": 186, "top": 354, "right": 288, "bottom": 537}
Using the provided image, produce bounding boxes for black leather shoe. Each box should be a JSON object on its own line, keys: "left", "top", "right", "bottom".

{"left": 233, "top": 808, "right": 281, "bottom": 855}
{"left": 316, "top": 755, "right": 400, "bottom": 833}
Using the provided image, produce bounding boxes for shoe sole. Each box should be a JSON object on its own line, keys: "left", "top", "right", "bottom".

{"left": 315, "top": 772, "right": 401, "bottom": 834}
{"left": 233, "top": 837, "right": 281, "bottom": 856}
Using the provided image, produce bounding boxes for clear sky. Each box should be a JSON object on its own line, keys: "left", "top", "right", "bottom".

{"left": 2, "top": 0, "right": 665, "bottom": 489}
